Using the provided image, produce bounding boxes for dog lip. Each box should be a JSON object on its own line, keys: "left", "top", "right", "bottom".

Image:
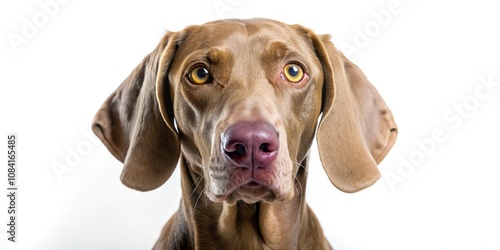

{"left": 210, "top": 177, "right": 287, "bottom": 204}
{"left": 237, "top": 181, "right": 272, "bottom": 200}
{"left": 211, "top": 193, "right": 229, "bottom": 202}
{"left": 244, "top": 180, "right": 261, "bottom": 188}
{"left": 239, "top": 182, "right": 268, "bottom": 192}
{"left": 209, "top": 166, "right": 287, "bottom": 203}
{"left": 235, "top": 179, "right": 267, "bottom": 191}
{"left": 240, "top": 178, "right": 270, "bottom": 189}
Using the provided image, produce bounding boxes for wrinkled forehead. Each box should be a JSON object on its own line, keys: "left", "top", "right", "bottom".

{"left": 174, "top": 19, "right": 315, "bottom": 63}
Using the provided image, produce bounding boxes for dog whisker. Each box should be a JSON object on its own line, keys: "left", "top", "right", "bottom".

{"left": 292, "top": 171, "right": 304, "bottom": 213}
{"left": 292, "top": 161, "right": 308, "bottom": 173}
{"left": 193, "top": 185, "right": 207, "bottom": 213}
{"left": 191, "top": 175, "right": 204, "bottom": 198}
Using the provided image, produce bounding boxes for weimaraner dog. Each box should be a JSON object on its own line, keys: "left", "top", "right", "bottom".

{"left": 92, "top": 18, "right": 397, "bottom": 249}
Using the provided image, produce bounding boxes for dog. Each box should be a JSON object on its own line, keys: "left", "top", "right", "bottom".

{"left": 92, "top": 18, "right": 397, "bottom": 249}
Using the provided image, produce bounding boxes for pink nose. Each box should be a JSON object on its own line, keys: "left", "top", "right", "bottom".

{"left": 221, "top": 121, "right": 279, "bottom": 169}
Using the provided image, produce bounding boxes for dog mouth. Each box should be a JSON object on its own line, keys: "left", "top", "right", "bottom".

{"left": 210, "top": 176, "right": 285, "bottom": 205}
{"left": 239, "top": 180, "right": 270, "bottom": 195}
{"left": 228, "top": 180, "right": 277, "bottom": 204}
{"left": 207, "top": 153, "right": 296, "bottom": 204}
{"left": 244, "top": 180, "right": 261, "bottom": 188}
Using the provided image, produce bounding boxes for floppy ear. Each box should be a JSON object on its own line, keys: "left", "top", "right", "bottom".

{"left": 310, "top": 33, "right": 398, "bottom": 193}
{"left": 92, "top": 32, "right": 181, "bottom": 191}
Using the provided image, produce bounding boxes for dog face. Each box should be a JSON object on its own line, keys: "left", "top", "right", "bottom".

{"left": 92, "top": 18, "right": 397, "bottom": 203}
{"left": 167, "top": 19, "right": 324, "bottom": 204}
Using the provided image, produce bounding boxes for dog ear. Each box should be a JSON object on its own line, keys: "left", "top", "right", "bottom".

{"left": 306, "top": 31, "right": 398, "bottom": 193}
{"left": 92, "top": 32, "right": 181, "bottom": 191}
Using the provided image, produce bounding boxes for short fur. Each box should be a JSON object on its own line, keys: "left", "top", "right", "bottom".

{"left": 92, "top": 18, "right": 397, "bottom": 250}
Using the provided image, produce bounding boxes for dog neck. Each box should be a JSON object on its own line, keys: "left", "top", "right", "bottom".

{"left": 174, "top": 156, "right": 331, "bottom": 250}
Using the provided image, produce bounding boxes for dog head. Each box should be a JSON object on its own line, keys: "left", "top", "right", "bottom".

{"left": 92, "top": 18, "right": 397, "bottom": 204}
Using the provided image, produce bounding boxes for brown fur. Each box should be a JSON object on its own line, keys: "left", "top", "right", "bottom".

{"left": 92, "top": 18, "right": 397, "bottom": 249}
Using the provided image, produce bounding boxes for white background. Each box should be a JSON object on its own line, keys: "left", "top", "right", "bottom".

{"left": 1, "top": 0, "right": 500, "bottom": 249}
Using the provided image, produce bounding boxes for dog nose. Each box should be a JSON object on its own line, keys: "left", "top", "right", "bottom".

{"left": 221, "top": 121, "right": 279, "bottom": 169}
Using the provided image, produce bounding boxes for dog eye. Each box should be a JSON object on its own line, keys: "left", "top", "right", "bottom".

{"left": 188, "top": 66, "right": 211, "bottom": 85}
{"left": 283, "top": 63, "right": 304, "bottom": 83}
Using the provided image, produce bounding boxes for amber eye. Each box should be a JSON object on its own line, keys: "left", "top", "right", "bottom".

{"left": 188, "top": 66, "right": 211, "bottom": 85}
{"left": 283, "top": 63, "right": 304, "bottom": 83}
